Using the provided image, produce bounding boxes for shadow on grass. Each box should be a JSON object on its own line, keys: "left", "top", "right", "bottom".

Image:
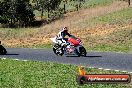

{"left": 0, "top": 20, "right": 48, "bottom": 28}
{"left": 0, "top": 16, "right": 64, "bottom": 28}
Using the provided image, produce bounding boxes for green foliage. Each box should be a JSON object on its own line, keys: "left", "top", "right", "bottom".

{"left": 0, "top": 0, "right": 11, "bottom": 24}
{"left": 33, "top": 0, "right": 61, "bottom": 10}
{"left": 15, "top": 0, "right": 35, "bottom": 27}
{"left": 0, "top": 0, "right": 115, "bottom": 27}
{"left": 33, "top": 0, "right": 62, "bottom": 18}
{"left": 69, "top": 0, "right": 85, "bottom": 10}
{"left": 0, "top": 0, "right": 35, "bottom": 27}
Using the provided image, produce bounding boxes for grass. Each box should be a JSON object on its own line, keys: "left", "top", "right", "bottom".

{"left": 76, "top": 8, "right": 132, "bottom": 27}
{"left": 84, "top": 27, "right": 132, "bottom": 53}
{"left": 93, "top": 8, "right": 132, "bottom": 24}
{"left": 13, "top": 43, "right": 52, "bottom": 49}
{"left": 61, "top": 0, "right": 114, "bottom": 11}
{"left": 86, "top": 44, "right": 131, "bottom": 53}
{"left": 35, "top": 0, "right": 114, "bottom": 17}
{"left": 0, "top": 28, "right": 38, "bottom": 39}
{"left": 0, "top": 58, "right": 131, "bottom": 88}
{"left": 82, "top": 0, "right": 113, "bottom": 8}
{"left": 73, "top": 8, "right": 132, "bottom": 53}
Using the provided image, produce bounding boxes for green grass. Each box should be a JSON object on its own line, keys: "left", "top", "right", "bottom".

{"left": 60, "top": 0, "right": 113, "bottom": 11}
{"left": 93, "top": 8, "right": 132, "bottom": 25}
{"left": 0, "top": 58, "right": 131, "bottom": 88}
{"left": 79, "top": 8, "right": 132, "bottom": 27}
{"left": 82, "top": 0, "right": 113, "bottom": 8}
{"left": 86, "top": 44, "right": 131, "bottom": 53}
{"left": 85, "top": 28, "right": 132, "bottom": 53}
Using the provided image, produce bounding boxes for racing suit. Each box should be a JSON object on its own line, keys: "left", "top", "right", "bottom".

{"left": 56, "top": 30, "right": 72, "bottom": 47}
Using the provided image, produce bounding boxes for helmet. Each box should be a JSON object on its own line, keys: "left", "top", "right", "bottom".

{"left": 63, "top": 27, "right": 68, "bottom": 33}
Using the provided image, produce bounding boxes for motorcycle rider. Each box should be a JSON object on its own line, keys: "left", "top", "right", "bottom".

{"left": 0, "top": 41, "right": 7, "bottom": 55}
{"left": 56, "top": 27, "right": 77, "bottom": 47}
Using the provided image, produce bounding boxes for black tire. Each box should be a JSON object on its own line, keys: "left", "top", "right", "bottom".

{"left": 76, "top": 76, "right": 86, "bottom": 85}
{"left": 0, "top": 45, "right": 7, "bottom": 55}
{"left": 53, "top": 44, "right": 64, "bottom": 56}
{"left": 75, "top": 48, "right": 81, "bottom": 57}
{"left": 53, "top": 47, "right": 63, "bottom": 56}
{"left": 79, "top": 46, "right": 87, "bottom": 57}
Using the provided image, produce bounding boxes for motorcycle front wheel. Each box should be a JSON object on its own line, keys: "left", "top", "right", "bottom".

{"left": 53, "top": 44, "right": 64, "bottom": 56}
{"left": 78, "top": 46, "right": 87, "bottom": 57}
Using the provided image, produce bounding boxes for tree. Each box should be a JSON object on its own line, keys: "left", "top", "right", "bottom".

{"left": 33, "top": 0, "right": 61, "bottom": 19}
{"left": 128, "top": 0, "right": 130, "bottom": 7}
{"left": 70, "top": 0, "right": 85, "bottom": 11}
{"left": 63, "top": 0, "right": 68, "bottom": 13}
{"left": 16, "top": 0, "right": 35, "bottom": 27}
{"left": 0, "top": 0, "right": 11, "bottom": 24}
{"left": 0, "top": 0, "right": 35, "bottom": 27}
{"left": 45, "top": 0, "right": 62, "bottom": 18}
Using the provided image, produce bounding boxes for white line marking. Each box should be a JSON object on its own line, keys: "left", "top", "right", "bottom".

{"left": 2, "top": 58, "right": 132, "bottom": 73}
{"left": 122, "top": 71, "right": 127, "bottom": 73}
{"left": 89, "top": 67, "right": 95, "bottom": 68}
{"left": 115, "top": 70, "right": 120, "bottom": 72}
{"left": 104, "top": 69, "right": 111, "bottom": 71}
{"left": 1, "top": 58, "right": 6, "bottom": 60}
{"left": 23, "top": 60, "right": 28, "bottom": 61}
{"left": 98, "top": 68, "right": 103, "bottom": 70}
{"left": 128, "top": 72, "right": 132, "bottom": 74}
{"left": 14, "top": 59, "right": 19, "bottom": 61}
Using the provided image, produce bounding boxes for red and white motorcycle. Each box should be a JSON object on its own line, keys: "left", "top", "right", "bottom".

{"left": 50, "top": 35, "right": 87, "bottom": 57}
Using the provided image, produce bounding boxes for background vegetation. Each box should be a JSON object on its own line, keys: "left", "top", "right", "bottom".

{"left": 0, "top": 0, "right": 115, "bottom": 27}
{"left": 0, "top": 58, "right": 131, "bottom": 88}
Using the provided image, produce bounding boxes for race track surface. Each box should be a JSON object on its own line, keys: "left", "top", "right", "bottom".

{"left": 0, "top": 48, "right": 132, "bottom": 72}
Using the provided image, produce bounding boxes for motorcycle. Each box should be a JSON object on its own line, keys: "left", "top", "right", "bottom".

{"left": 0, "top": 41, "right": 7, "bottom": 55}
{"left": 50, "top": 36, "right": 87, "bottom": 57}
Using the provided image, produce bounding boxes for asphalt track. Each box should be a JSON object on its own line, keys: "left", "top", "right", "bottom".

{"left": 0, "top": 48, "right": 132, "bottom": 72}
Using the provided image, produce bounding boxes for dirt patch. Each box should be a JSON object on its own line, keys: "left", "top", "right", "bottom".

{"left": 73, "top": 24, "right": 132, "bottom": 37}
